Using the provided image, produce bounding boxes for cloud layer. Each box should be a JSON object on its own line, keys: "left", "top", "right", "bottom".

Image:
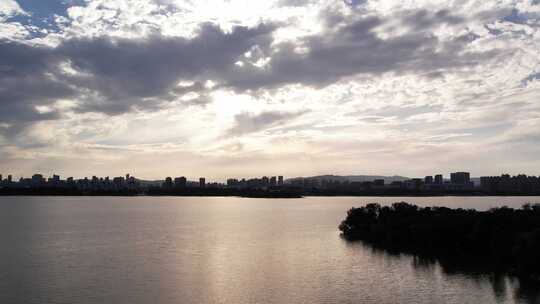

{"left": 0, "top": 0, "right": 539, "bottom": 180}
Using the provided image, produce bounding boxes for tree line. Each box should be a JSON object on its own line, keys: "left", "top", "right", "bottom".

{"left": 339, "top": 202, "right": 540, "bottom": 278}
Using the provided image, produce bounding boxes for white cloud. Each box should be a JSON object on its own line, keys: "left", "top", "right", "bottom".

{"left": 0, "top": 0, "right": 25, "bottom": 19}
{"left": 0, "top": 0, "right": 29, "bottom": 40}
{"left": 1, "top": 0, "right": 540, "bottom": 179}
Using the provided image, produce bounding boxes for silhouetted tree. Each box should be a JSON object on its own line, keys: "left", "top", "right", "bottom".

{"left": 340, "top": 202, "right": 540, "bottom": 278}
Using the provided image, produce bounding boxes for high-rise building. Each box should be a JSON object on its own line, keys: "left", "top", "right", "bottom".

{"left": 434, "top": 174, "right": 443, "bottom": 185}
{"left": 199, "top": 177, "right": 206, "bottom": 188}
{"left": 424, "top": 176, "right": 434, "bottom": 184}
{"left": 31, "top": 174, "right": 45, "bottom": 186}
{"left": 480, "top": 174, "right": 540, "bottom": 193}
{"left": 175, "top": 177, "right": 187, "bottom": 188}
{"left": 278, "top": 176, "right": 284, "bottom": 186}
{"left": 270, "top": 176, "right": 277, "bottom": 186}
{"left": 450, "top": 172, "right": 470, "bottom": 184}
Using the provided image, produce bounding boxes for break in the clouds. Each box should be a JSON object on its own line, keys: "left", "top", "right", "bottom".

{"left": 0, "top": 0, "right": 539, "bottom": 180}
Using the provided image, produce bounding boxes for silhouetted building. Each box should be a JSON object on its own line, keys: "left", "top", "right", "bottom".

{"left": 174, "top": 177, "right": 187, "bottom": 188}
{"left": 8, "top": 171, "right": 539, "bottom": 196}
{"left": 481, "top": 174, "right": 540, "bottom": 194}
{"left": 112, "top": 176, "right": 125, "bottom": 189}
{"left": 270, "top": 176, "right": 277, "bottom": 187}
{"left": 405, "top": 178, "right": 423, "bottom": 190}
{"left": 31, "top": 174, "right": 45, "bottom": 187}
{"left": 451, "top": 172, "right": 470, "bottom": 184}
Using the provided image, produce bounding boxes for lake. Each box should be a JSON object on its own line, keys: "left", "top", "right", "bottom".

{"left": 1, "top": 196, "right": 539, "bottom": 304}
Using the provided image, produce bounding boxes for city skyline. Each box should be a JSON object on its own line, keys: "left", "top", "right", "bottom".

{"left": 0, "top": 170, "right": 510, "bottom": 183}
{"left": 1, "top": 1, "right": 540, "bottom": 179}
{"left": 0, "top": 169, "right": 534, "bottom": 183}
{"left": 3, "top": 171, "right": 540, "bottom": 196}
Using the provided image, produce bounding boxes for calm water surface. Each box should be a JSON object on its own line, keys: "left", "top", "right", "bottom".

{"left": 1, "top": 196, "right": 539, "bottom": 304}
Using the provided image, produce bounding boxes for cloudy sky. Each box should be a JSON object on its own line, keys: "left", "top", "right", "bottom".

{"left": 0, "top": 0, "right": 539, "bottom": 181}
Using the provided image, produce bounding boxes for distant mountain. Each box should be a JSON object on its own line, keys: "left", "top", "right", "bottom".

{"left": 287, "top": 175, "right": 410, "bottom": 184}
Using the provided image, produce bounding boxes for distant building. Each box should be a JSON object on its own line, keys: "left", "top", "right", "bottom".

{"left": 113, "top": 176, "right": 125, "bottom": 187}
{"left": 434, "top": 174, "right": 443, "bottom": 185}
{"left": 174, "top": 177, "right": 187, "bottom": 188}
{"left": 424, "top": 176, "right": 433, "bottom": 184}
{"left": 405, "top": 178, "right": 423, "bottom": 190}
{"left": 270, "top": 176, "right": 277, "bottom": 187}
{"left": 278, "top": 176, "right": 284, "bottom": 186}
{"left": 199, "top": 177, "right": 206, "bottom": 188}
{"left": 481, "top": 174, "right": 540, "bottom": 194}
{"left": 450, "top": 172, "right": 470, "bottom": 184}
{"left": 31, "top": 174, "right": 45, "bottom": 186}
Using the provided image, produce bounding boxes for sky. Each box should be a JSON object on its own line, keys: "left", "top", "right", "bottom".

{"left": 0, "top": 0, "right": 539, "bottom": 181}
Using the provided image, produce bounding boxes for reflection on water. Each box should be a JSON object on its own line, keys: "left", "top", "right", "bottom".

{"left": 346, "top": 240, "right": 540, "bottom": 304}
{"left": 0, "top": 196, "right": 539, "bottom": 304}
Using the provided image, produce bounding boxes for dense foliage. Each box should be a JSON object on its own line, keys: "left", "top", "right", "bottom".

{"left": 339, "top": 202, "right": 540, "bottom": 278}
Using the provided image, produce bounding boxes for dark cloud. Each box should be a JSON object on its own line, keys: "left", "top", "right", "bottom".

{"left": 223, "top": 10, "right": 494, "bottom": 91}
{"left": 0, "top": 40, "right": 75, "bottom": 135}
{"left": 0, "top": 23, "right": 274, "bottom": 134}
{"left": 58, "top": 23, "right": 274, "bottom": 114}
{"left": 0, "top": 8, "right": 498, "bottom": 137}
{"left": 227, "top": 110, "right": 308, "bottom": 136}
{"left": 521, "top": 72, "right": 540, "bottom": 86}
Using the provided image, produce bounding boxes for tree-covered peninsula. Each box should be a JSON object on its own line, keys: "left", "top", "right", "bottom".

{"left": 339, "top": 202, "right": 540, "bottom": 278}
